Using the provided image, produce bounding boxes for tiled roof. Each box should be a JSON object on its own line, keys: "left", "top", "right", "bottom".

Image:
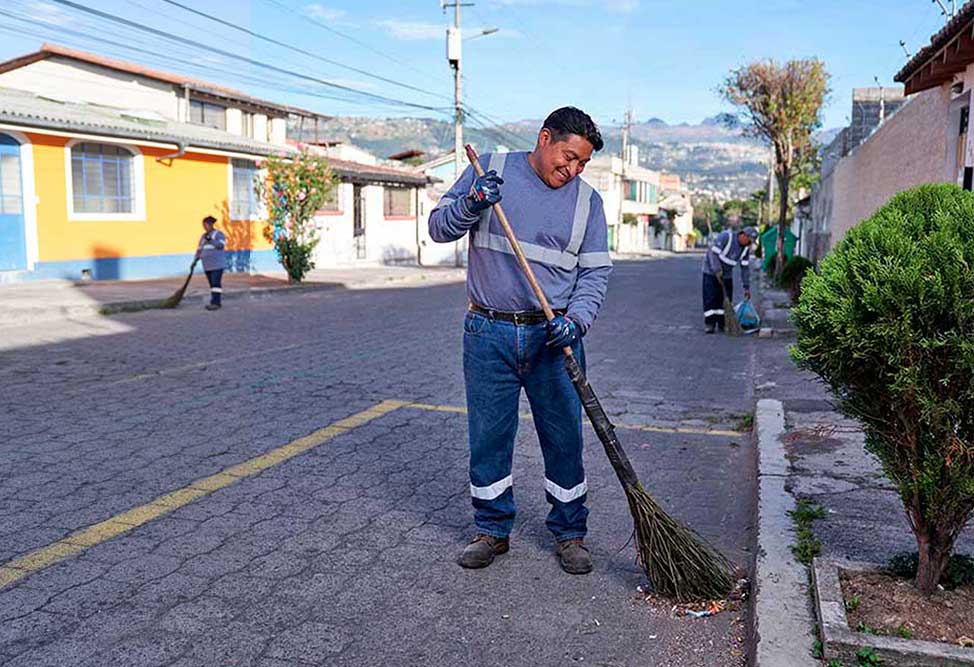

{"left": 0, "top": 44, "right": 325, "bottom": 119}
{"left": 0, "top": 86, "right": 294, "bottom": 157}
{"left": 895, "top": 1, "right": 974, "bottom": 84}
{"left": 327, "top": 157, "right": 431, "bottom": 186}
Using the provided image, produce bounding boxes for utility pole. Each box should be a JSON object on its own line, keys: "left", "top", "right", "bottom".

{"left": 874, "top": 76, "right": 886, "bottom": 126}
{"left": 619, "top": 107, "right": 632, "bottom": 231}
{"left": 767, "top": 146, "right": 775, "bottom": 227}
{"left": 621, "top": 107, "right": 632, "bottom": 171}
{"left": 443, "top": 0, "right": 472, "bottom": 179}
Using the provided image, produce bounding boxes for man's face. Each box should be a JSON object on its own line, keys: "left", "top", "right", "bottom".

{"left": 738, "top": 233, "right": 752, "bottom": 247}
{"left": 533, "top": 129, "right": 594, "bottom": 188}
{"left": 203, "top": 221, "right": 214, "bottom": 233}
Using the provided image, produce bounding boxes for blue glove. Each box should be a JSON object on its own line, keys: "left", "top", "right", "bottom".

{"left": 464, "top": 170, "right": 503, "bottom": 214}
{"left": 545, "top": 315, "right": 581, "bottom": 348}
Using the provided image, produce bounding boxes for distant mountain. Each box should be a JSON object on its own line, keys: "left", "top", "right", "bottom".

{"left": 295, "top": 114, "right": 823, "bottom": 201}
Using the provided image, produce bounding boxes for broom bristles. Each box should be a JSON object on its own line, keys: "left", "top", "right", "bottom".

{"left": 159, "top": 286, "right": 187, "bottom": 309}
{"left": 723, "top": 298, "right": 743, "bottom": 336}
{"left": 625, "top": 482, "right": 736, "bottom": 601}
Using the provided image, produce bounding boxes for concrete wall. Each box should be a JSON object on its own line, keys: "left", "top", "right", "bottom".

{"left": 825, "top": 86, "right": 951, "bottom": 248}
{"left": 0, "top": 58, "right": 179, "bottom": 119}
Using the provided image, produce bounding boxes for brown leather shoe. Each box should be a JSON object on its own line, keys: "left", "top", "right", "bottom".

{"left": 556, "top": 538, "right": 593, "bottom": 574}
{"left": 457, "top": 534, "right": 509, "bottom": 569}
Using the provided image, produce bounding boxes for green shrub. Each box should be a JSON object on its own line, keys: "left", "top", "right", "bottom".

{"left": 791, "top": 183, "right": 974, "bottom": 595}
{"left": 780, "top": 255, "right": 814, "bottom": 286}
{"left": 887, "top": 551, "right": 974, "bottom": 590}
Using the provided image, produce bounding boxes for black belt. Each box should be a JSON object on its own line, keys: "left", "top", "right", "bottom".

{"left": 469, "top": 303, "right": 564, "bottom": 325}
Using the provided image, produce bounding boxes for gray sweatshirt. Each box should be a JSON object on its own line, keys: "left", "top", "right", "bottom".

{"left": 428, "top": 151, "right": 612, "bottom": 332}
{"left": 703, "top": 229, "right": 751, "bottom": 289}
{"left": 197, "top": 229, "right": 226, "bottom": 271}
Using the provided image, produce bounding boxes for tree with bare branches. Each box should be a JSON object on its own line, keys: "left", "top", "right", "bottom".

{"left": 720, "top": 59, "right": 830, "bottom": 277}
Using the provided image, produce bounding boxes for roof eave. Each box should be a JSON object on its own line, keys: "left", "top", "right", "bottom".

{"left": 896, "top": 2, "right": 974, "bottom": 94}
{"left": 0, "top": 113, "right": 291, "bottom": 158}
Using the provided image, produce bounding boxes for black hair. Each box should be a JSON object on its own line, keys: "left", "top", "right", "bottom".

{"left": 202, "top": 215, "right": 217, "bottom": 225}
{"left": 542, "top": 106, "right": 603, "bottom": 152}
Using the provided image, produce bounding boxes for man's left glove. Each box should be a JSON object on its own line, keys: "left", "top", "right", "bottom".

{"left": 545, "top": 315, "right": 581, "bottom": 348}
{"left": 464, "top": 170, "right": 503, "bottom": 215}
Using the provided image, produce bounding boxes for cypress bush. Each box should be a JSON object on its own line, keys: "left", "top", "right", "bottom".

{"left": 791, "top": 183, "right": 974, "bottom": 594}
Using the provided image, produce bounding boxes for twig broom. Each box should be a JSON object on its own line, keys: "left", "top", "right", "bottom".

{"left": 160, "top": 258, "right": 199, "bottom": 309}
{"left": 716, "top": 271, "right": 743, "bottom": 336}
{"left": 465, "top": 145, "right": 735, "bottom": 601}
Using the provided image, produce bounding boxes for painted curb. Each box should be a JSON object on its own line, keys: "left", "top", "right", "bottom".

{"left": 754, "top": 398, "right": 819, "bottom": 667}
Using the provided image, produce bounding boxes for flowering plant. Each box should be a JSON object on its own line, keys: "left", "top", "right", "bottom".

{"left": 255, "top": 149, "right": 337, "bottom": 283}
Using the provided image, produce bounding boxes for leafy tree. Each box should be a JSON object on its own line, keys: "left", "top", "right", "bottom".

{"left": 792, "top": 184, "right": 974, "bottom": 594}
{"left": 255, "top": 149, "right": 337, "bottom": 283}
{"left": 720, "top": 59, "right": 830, "bottom": 278}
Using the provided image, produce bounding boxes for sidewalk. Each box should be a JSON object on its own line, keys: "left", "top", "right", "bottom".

{"left": 0, "top": 265, "right": 466, "bottom": 329}
{"left": 751, "top": 284, "right": 974, "bottom": 665}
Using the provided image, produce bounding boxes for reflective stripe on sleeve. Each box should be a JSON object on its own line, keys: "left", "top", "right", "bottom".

{"left": 578, "top": 251, "right": 613, "bottom": 268}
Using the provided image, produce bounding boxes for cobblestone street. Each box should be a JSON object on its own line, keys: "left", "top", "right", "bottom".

{"left": 1, "top": 256, "right": 759, "bottom": 667}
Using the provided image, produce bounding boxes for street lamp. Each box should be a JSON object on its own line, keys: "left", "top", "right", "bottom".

{"left": 465, "top": 27, "right": 499, "bottom": 41}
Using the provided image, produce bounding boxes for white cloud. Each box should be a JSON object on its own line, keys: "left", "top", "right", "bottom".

{"left": 303, "top": 4, "right": 347, "bottom": 21}
{"left": 28, "top": 1, "right": 71, "bottom": 26}
{"left": 377, "top": 19, "right": 444, "bottom": 41}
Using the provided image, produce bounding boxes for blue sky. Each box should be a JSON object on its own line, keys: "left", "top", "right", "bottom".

{"left": 0, "top": 0, "right": 950, "bottom": 131}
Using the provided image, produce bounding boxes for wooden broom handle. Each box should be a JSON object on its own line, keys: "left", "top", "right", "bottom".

{"left": 464, "top": 144, "right": 574, "bottom": 358}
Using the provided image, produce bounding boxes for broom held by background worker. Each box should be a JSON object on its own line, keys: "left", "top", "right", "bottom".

{"left": 428, "top": 106, "right": 612, "bottom": 575}
{"left": 195, "top": 215, "right": 226, "bottom": 311}
{"left": 701, "top": 226, "right": 758, "bottom": 334}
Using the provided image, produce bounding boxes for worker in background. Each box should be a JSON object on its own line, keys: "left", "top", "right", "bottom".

{"left": 195, "top": 215, "right": 226, "bottom": 311}
{"left": 702, "top": 226, "right": 758, "bottom": 333}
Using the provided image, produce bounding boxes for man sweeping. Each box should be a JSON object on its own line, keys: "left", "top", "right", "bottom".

{"left": 701, "top": 226, "right": 758, "bottom": 334}
{"left": 429, "top": 106, "right": 612, "bottom": 574}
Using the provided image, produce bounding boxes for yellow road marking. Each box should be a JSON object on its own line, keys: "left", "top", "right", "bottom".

{"left": 0, "top": 399, "right": 404, "bottom": 591}
{"left": 403, "top": 402, "right": 746, "bottom": 437}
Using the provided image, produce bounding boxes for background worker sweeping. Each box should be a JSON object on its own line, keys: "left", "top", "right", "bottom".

{"left": 195, "top": 215, "right": 226, "bottom": 311}
{"left": 429, "top": 107, "right": 612, "bottom": 574}
{"left": 701, "top": 226, "right": 758, "bottom": 333}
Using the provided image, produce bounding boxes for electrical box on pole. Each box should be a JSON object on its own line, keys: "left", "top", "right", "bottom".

{"left": 446, "top": 27, "right": 461, "bottom": 65}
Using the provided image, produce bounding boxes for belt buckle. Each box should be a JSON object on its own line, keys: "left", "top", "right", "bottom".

{"left": 512, "top": 311, "right": 524, "bottom": 326}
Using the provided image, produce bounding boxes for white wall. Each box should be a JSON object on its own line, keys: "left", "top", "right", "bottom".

{"left": 314, "top": 182, "right": 421, "bottom": 267}
{"left": 270, "top": 118, "right": 287, "bottom": 145}
{"left": 0, "top": 58, "right": 180, "bottom": 119}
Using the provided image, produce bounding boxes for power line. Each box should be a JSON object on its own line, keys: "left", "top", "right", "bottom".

{"left": 0, "top": 8, "right": 451, "bottom": 116}
{"left": 47, "top": 0, "right": 448, "bottom": 113}
{"left": 157, "top": 0, "right": 451, "bottom": 102}
{"left": 260, "top": 0, "right": 441, "bottom": 83}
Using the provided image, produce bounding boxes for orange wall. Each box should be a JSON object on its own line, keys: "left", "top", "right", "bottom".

{"left": 28, "top": 132, "right": 271, "bottom": 262}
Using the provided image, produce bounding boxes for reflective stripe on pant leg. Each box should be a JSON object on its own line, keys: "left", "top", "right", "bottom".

{"left": 464, "top": 313, "right": 520, "bottom": 538}
{"left": 522, "top": 325, "right": 589, "bottom": 540}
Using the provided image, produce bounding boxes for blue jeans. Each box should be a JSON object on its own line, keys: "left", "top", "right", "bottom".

{"left": 205, "top": 269, "right": 223, "bottom": 306}
{"left": 462, "top": 310, "right": 589, "bottom": 542}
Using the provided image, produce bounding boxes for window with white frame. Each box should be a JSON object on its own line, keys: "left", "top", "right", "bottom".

{"left": 383, "top": 187, "right": 414, "bottom": 217}
{"left": 70, "top": 143, "right": 136, "bottom": 214}
{"left": 231, "top": 158, "right": 260, "bottom": 219}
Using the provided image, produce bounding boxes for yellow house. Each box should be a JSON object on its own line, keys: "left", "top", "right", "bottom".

{"left": 0, "top": 44, "right": 327, "bottom": 281}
